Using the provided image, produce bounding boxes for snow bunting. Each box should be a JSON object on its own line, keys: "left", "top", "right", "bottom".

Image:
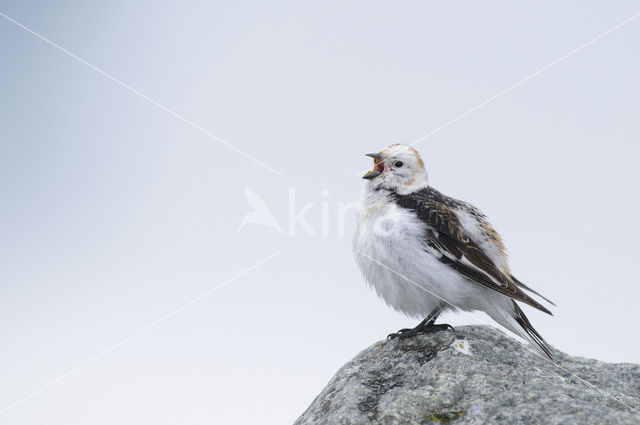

{"left": 353, "top": 144, "right": 554, "bottom": 359}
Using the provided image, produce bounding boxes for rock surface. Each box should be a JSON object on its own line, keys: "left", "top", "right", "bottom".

{"left": 295, "top": 326, "right": 640, "bottom": 425}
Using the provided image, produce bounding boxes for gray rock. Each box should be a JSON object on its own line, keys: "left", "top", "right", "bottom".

{"left": 295, "top": 326, "right": 640, "bottom": 425}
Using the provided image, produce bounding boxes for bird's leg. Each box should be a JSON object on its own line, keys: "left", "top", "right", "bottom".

{"left": 387, "top": 309, "right": 453, "bottom": 340}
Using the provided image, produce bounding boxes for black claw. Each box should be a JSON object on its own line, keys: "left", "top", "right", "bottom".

{"left": 387, "top": 322, "right": 454, "bottom": 340}
{"left": 387, "top": 328, "right": 412, "bottom": 339}
{"left": 423, "top": 323, "right": 454, "bottom": 333}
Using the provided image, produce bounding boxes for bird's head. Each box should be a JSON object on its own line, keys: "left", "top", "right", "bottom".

{"left": 362, "top": 144, "right": 429, "bottom": 194}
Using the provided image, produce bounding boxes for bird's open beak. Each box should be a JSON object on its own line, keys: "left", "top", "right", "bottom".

{"left": 363, "top": 153, "right": 384, "bottom": 179}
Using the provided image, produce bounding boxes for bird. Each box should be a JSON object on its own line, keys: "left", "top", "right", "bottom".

{"left": 353, "top": 144, "right": 554, "bottom": 359}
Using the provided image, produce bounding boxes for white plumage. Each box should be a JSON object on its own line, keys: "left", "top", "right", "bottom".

{"left": 353, "top": 144, "right": 553, "bottom": 358}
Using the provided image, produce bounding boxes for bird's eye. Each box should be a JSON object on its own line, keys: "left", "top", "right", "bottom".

{"left": 394, "top": 161, "right": 404, "bottom": 168}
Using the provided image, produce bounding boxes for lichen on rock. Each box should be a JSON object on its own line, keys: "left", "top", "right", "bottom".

{"left": 294, "top": 326, "right": 640, "bottom": 425}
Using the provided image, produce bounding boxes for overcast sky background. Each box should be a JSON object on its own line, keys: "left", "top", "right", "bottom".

{"left": 2, "top": 1, "right": 640, "bottom": 424}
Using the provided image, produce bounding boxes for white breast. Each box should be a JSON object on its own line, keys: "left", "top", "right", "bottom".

{"left": 353, "top": 190, "right": 504, "bottom": 319}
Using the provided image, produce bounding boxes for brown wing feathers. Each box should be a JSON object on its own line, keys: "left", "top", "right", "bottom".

{"left": 393, "top": 188, "right": 553, "bottom": 315}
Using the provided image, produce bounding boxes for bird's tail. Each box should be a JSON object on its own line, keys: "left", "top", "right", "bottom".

{"left": 491, "top": 301, "right": 553, "bottom": 360}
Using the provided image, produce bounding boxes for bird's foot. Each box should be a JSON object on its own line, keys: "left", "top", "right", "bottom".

{"left": 387, "top": 323, "right": 454, "bottom": 340}
{"left": 424, "top": 323, "right": 454, "bottom": 333}
{"left": 387, "top": 328, "right": 415, "bottom": 339}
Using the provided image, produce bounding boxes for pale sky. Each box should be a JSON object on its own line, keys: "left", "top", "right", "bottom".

{"left": 1, "top": 1, "right": 640, "bottom": 424}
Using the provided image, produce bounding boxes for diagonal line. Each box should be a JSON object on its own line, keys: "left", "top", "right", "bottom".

{"left": 0, "top": 250, "right": 284, "bottom": 415}
{"left": 407, "top": 9, "right": 640, "bottom": 149}
{"left": 357, "top": 250, "right": 640, "bottom": 416}
{"left": 0, "top": 11, "right": 283, "bottom": 177}
{"left": 357, "top": 9, "right": 640, "bottom": 176}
